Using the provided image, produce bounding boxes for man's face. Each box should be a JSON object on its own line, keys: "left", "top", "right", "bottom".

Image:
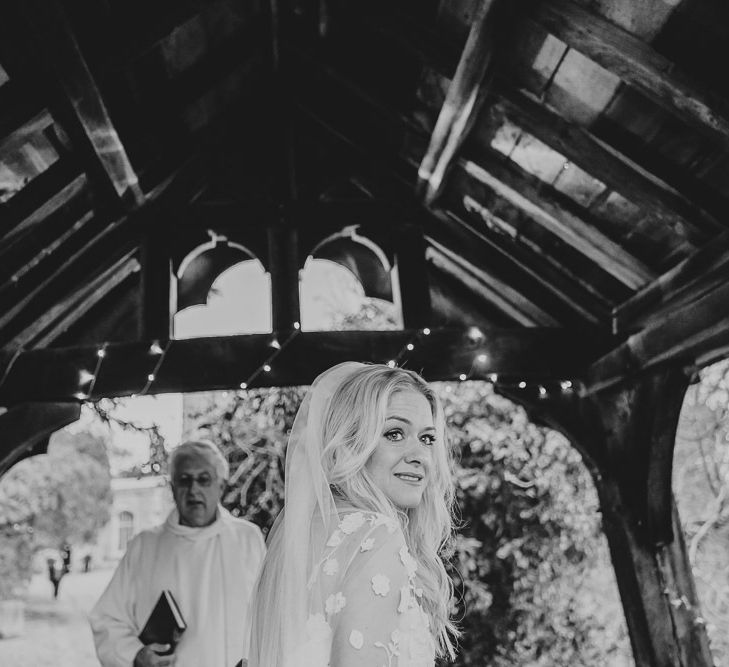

{"left": 171, "top": 453, "right": 224, "bottom": 527}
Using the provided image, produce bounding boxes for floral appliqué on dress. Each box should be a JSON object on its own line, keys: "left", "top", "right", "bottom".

{"left": 301, "top": 510, "right": 436, "bottom": 667}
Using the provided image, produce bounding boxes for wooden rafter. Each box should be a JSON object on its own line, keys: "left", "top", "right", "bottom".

{"left": 532, "top": 0, "right": 729, "bottom": 146}
{"left": 1, "top": 160, "right": 86, "bottom": 246}
{"left": 432, "top": 200, "right": 608, "bottom": 325}
{"left": 495, "top": 88, "right": 722, "bottom": 240}
{"left": 460, "top": 159, "right": 654, "bottom": 289}
{"left": 3, "top": 0, "right": 143, "bottom": 209}
{"left": 586, "top": 281, "right": 729, "bottom": 394}
{"left": 11, "top": 253, "right": 139, "bottom": 349}
{"left": 343, "top": 4, "right": 723, "bottom": 240}
{"left": 0, "top": 150, "right": 210, "bottom": 345}
{"left": 0, "top": 327, "right": 606, "bottom": 405}
{"left": 295, "top": 49, "right": 633, "bottom": 308}
{"left": 426, "top": 241, "right": 560, "bottom": 326}
{"left": 613, "top": 230, "right": 729, "bottom": 333}
{"left": 417, "top": 0, "right": 501, "bottom": 205}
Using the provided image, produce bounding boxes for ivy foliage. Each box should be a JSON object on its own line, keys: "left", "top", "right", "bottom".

{"left": 0, "top": 428, "right": 112, "bottom": 599}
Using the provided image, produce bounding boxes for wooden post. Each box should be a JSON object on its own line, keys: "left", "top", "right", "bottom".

{"left": 507, "top": 366, "right": 714, "bottom": 666}
{"left": 394, "top": 222, "right": 432, "bottom": 329}
{"left": 267, "top": 222, "right": 301, "bottom": 332}
{"left": 139, "top": 227, "right": 173, "bottom": 341}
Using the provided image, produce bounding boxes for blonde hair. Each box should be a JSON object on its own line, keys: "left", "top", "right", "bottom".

{"left": 319, "top": 364, "right": 458, "bottom": 657}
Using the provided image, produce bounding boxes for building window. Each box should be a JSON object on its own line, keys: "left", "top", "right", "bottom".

{"left": 118, "top": 511, "right": 134, "bottom": 551}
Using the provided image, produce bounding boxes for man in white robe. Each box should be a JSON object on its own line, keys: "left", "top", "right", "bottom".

{"left": 90, "top": 440, "right": 266, "bottom": 667}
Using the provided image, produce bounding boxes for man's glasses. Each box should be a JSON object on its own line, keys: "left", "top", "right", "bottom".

{"left": 175, "top": 473, "right": 216, "bottom": 488}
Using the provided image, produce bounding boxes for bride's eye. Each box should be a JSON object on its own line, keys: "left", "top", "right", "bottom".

{"left": 384, "top": 429, "right": 404, "bottom": 442}
{"left": 420, "top": 434, "right": 436, "bottom": 446}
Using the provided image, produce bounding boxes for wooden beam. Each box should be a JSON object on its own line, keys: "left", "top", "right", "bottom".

{"left": 0, "top": 151, "right": 210, "bottom": 346}
{"left": 495, "top": 88, "right": 722, "bottom": 240}
{"left": 0, "top": 80, "right": 46, "bottom": 142}
{"left": 0, "top": 109, "right": 54, "bottom": 156}
{"left": 586, "top": 280, "right": 729, "bottom": 393}
{"left": 427, "top": 242, "right": 560, "bottom": 326}
{"left": 460, "top": 159, "right": 654, "bottom": 289}
{"left": 613, "top": 230, "right": 729, "bottom": 333}
{"left": 504, "top": 367, "right": 713, "bottom": 666}
{"left": 10, "top": 254, "right": 139, "bottom": 349}
{"left": 0, "top": 402, "right": 81, "bottom": 477}
{"left": 417, "top": 0, "right": 501, "bottom": 205}
{"left": 431, "top": 206, "right": 607, "bottom": 326}
{"left": 3, "top": 0, "right": 143, "bottom": 209}
{"left": 299, "top": 89, "right": 614, "bottom": 326}
{"left": 532, "top": 0, "right": 729, "bottom": 146}
{"left": 341, "top": 5, "right": 723, "bottom": 238}
{"left": 1, "top": 160, "right": 87, "bottom": 246}
{"left": 439, "top": 177, "right": 615, "bottom": 319}
{"left": 0, "top": 328, "right": 606, "bottom": 404}
{"left": 101, "top": 0, "right": 229, "bottom": 70}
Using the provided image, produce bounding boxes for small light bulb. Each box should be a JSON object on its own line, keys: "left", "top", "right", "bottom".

{"left": 560, "top": 380, "right": 573, "bottom": 391}
{"left": 96, "top": 348, "right": 106, "bottom": 358}
{"left": 147, "top": 374, "right": 155, "bottom": 382}
{"left": 239, "top": 382, "right": 248, "bottom": 389}
{"left": 518, "top": 381, "right": 527, "bottom": 389}
{"left": 74, "top": 391, "right": 88, "bottom": 400}
{"left": 293, "top": 321, "right": 301, "bottom": 330}
{"left": 539, "top": 385, "right": 547, "bottom": 398}
{"left": 149, "top": 341, "right": 163, "bottom": 355}
{"left": 387, "top": 360, "right": 396, "bottom": 368}
{"left": 406, "top": 343, "right": 414, "bottom": 351}
{"left": 467, "top": 326, "right": 484, "bottom": 341}
{"left": 263, "top": 364, "right": 272, "bottom": 372}
{"left": 459, "top": 374, "right": 467, "bottom": 381}
{"left": 422, "top": 327, "right": 431, "bottom": 336}
{"left": 269, "top": 338, "right": 281, "bottom": 350}
{"left": 487, "top": 373, "right": 498, "bottom": 382}
{"left": 476, "top": 353, "right": 488, "bottom": 363}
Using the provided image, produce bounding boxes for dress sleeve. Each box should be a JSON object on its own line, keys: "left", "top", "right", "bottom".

{"left": 328, "top": 519, "right": 412, "bottom": 667}
{"left": 89, "top": 536, "right": 145, "bottom": 667}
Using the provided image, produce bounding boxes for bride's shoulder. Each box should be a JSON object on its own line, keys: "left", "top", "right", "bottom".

{"left": 325, "top": 509, "right": 405, "bottom": 557}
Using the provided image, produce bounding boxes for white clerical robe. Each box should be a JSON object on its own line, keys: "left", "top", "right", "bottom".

{"left": 90, "top": 506, "right": 265, "bottom": 667}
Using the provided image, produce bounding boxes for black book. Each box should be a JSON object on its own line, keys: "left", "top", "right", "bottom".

{"left": 138, "top": 590, "right": 187, "bottom": 653}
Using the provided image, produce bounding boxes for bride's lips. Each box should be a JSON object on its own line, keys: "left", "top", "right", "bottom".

{"left": 394, "top": 472, "right": 424, "bottom": 484}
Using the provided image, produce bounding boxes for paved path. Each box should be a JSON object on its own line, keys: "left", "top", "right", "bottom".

{"left": 0, "top": 567, "right": 113, "bottom": 667}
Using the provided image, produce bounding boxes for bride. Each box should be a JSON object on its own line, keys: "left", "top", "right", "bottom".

{"left": 247, "top": 362, "right": 458, "bottom": 666}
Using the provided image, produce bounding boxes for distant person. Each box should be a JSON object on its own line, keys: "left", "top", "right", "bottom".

{"left": 90, "top": 440, "right": 266, "bottom": 667}
{"left": 46, "top": 555, "right": 63, "bottom": 599}
{"left": 61, "top": 543, "right": 72, "bottom": 574}
{"left": 82, "top": 552, "right": 92, "bottom": 573}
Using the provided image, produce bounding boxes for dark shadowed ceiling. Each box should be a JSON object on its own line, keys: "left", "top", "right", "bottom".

{"left": 0, "top": 0, "right": 728, "bottom": 403}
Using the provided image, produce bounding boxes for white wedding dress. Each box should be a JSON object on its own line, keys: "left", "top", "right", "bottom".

{"left": 292, "top": 509, "right": 436, "bottom": 667}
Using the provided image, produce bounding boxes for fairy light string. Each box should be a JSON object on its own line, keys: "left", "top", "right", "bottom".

{"left": 238, "top": 323, "right": 301, "bottom": 392}
{"left": 382, "top": 326, "right": 577, "bottom": 397}
{"left": 47, "top": 325, "right": 577, "bottom": 403}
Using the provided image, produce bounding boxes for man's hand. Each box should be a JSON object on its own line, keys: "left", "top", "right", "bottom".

{"left": 133, "top": 644, "right": 176, "bottom": 667}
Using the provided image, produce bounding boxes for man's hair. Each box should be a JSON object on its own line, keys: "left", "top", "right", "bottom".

{"left": 319, "top": 363, "right": 458, "bottom": 657}
{"left": 169, "top": 439, "right": 229, "bottom": 481}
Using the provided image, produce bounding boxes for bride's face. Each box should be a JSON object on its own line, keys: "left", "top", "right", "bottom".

{"left": 365, "top": 390, "right": 436, "bottom": 510}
